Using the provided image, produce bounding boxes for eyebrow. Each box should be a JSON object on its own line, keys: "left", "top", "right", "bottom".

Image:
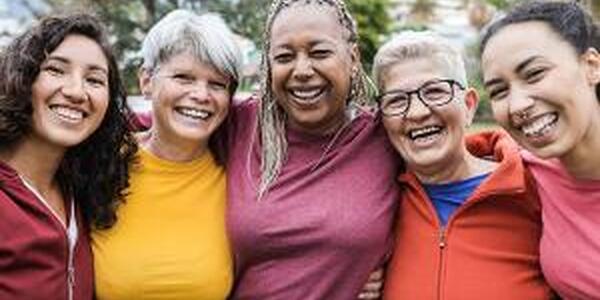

{"left": 515, "top": 56, "right": 540, "bottom": 75}
{"left": 45, "top": 55, "right": 109, "bottom": 75}
{"left": 483, "top": 56, "right": 541, "bottom": 88}
{"left": 272, "top": 39, "right": 333, "bottom": 50}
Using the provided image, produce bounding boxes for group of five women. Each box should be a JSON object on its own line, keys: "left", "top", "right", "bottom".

{"left": 0, "top": 0, "right": 598, "bottom": 299}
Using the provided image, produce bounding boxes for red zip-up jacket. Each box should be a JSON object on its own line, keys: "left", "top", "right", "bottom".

{"left": 383, "top": 131, "right": 554, "bottom": 300}
{"left": 0, "top": 161, "right": 93, "bottom": 300}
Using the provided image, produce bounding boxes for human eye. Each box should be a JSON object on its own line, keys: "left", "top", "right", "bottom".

{"left": 42, "top": 63, "right": 65, "bottom": 76}
{"left": 524, "top": 67, "right": 547, "bottom": 84}
{"left": 273, "top": 52, "right": 294, "bottom": 64}
{"left": 208, "top": 80, "right": 228, "bottom": 92}
{"left": 382, "top": 92, "right": 409, "bottom": 110}
{"left": 487, "top": 84, "right": 509, "bottom": 102}
{"left": 172, "top": 73, "right": 194, "bottom": 84}
{"left": 311, "top": 49, "right": 332, "bottom": 59}
{"left": 86, "top": 74, "right": 107, "bottom": 87}
{"left": 421, "top": 82, "right": 452, "bottom": 102}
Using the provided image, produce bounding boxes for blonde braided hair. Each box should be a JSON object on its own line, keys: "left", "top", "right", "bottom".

{"left": 256, "top": 0, "right": 374, "bottom": 198}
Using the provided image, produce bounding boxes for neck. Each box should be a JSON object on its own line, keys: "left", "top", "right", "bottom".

{"left": 289, "top": 108, "right": 351, "bottom": 137}
{"left": 413, "top": 146, "right": 496, "bottom": 184}
{"left": 561, "top": 123, "right": 600, "bottom": 180}
{"left": 0, "top": 136, "right": 65, "bottom": 191}
{"left": 139, "top": 130, "right": 209, "bottom": 162}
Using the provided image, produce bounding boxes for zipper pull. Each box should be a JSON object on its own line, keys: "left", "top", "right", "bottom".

{"left": 439, "top": 230, "right": 446, "bottom": 249}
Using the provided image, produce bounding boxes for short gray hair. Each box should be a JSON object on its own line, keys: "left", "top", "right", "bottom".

{"left": 140, "top": 9, "right": 242, "bottom": 88}
{"left": 372, "top": 30, "right": 467, "bottom": 90}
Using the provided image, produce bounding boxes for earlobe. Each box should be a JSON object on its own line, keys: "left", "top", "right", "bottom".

{"left": 464, "top": 88, "right": 480, "bottom": 127}
{"left": 583, "top": 48, "right": 600, "bottom": 85}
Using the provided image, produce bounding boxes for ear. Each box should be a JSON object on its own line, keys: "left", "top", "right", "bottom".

{"left": 582, "top": 47, "right": 600, "bottom": 86}
{"left": 463, "top": 88, "right": 480, "bottom": 127}
{"left": 138, "top": 68, "right": 153, "bottom": 100}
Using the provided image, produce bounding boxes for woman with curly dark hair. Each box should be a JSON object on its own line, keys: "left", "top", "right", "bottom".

{"left": 0, "top": 12, "right": 136, "bottom": 300}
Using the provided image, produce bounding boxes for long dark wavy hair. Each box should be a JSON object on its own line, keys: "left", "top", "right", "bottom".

{"left": 0, "top": 12, "right": 137, "bottom": 229}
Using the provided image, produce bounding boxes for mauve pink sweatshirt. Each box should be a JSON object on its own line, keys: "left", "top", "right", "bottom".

{"left": 226, "top": 100, "right": 400, "bottom": 300}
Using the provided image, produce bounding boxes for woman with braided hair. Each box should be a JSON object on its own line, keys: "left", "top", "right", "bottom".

{"left": 226, "top": 0, "right": 401, "bottom": 298}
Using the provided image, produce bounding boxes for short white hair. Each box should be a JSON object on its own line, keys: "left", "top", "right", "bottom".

{"left": 140, "top": 9, "right": 242, "bottom": 83}
{"left": 372, "top": 30, "right": 467, "bottom": 90}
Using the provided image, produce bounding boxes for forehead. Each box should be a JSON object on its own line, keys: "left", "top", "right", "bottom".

{"left": 383, "top": 57, "right": 451, "bottom": 91}
{"left": 49, "top": 34, "right": 108, "bottom": 69}
{"left": 160, "top": 52, "right": 227, "bottom": 78}
{"left": 482, "top": 21, "right": 576, "bottom": 73}
{"left": 270, "top": 3, "right": 346, "bottom": 46}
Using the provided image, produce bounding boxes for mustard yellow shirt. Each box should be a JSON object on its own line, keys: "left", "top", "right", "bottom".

{"left": 92, "top": 148, "right": 232, "bottom": 300}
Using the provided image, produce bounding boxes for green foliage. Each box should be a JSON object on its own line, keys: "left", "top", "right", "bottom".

{"left": 204, "top": 0, "right": 269, "bottom": 47}
{"left": 347, "top": 0, "right": 393, "bottom": 70}
{"left": 40, "top": 0, "right": 394, "bottom": 93}
{"left": 484, "top": 0, "right": 518, "bottom": 10}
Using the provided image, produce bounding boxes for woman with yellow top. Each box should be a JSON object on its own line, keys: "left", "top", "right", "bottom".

{"left": 91, "top": 9, "right": 242, "bottom": 300}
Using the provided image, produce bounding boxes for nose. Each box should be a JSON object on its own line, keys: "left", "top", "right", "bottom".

{"left": 188, "top": 81, "right": 210, "bottom": 103}
{"left": 404, "top": 93, "right": 432, "bottom": 120}
{"left": 507, "top": 86, "right": 535, "bottom": 120}
{"left": 292, "top": 55, "right": 314, "bottom": 81}
{"left": 61, "top": 74, "right": 87, "bottom": 102}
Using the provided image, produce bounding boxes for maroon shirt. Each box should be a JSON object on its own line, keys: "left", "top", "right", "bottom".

{"left": 226, "top": 100, "right": 400, "bottom": 299}
{"left": 0, "top": 161, "right": 93, "bottom": 300}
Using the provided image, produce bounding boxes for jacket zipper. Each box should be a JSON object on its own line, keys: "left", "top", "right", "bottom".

{"left": 437, "top": 228, "right": 447, "bottom": 300}
{"left": 19, "top": 175, "right": 77, "bottom": 300}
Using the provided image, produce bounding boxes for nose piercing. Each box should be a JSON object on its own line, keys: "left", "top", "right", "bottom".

{"left": 515, "top": 109, "right": 530, "bottom": 119}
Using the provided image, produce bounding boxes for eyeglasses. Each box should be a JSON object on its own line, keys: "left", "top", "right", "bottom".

{"left": 377, "top": 79, "right": 465, "bottom": 117}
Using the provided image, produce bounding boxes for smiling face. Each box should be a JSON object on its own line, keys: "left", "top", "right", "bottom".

{"left": 141, "top": 52, "right": 231, "bottom": 151}
{"left": 482, "top": 21, "right": 600, "bottom": 159}
{"left": 30, "top": 34, "right": 109, "bottom": 151}
{"left": 268, "top": 3, "right": 358, "bottom": 135}
{"left": 381, "top": 57, "right": 477, "bottom": 175}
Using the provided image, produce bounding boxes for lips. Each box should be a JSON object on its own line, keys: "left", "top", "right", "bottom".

{"left": 49, "top": 104, "right": 86, "bottom": 122}
{"left": 408, "top": 125, "right": 444, "bottom": 140}
{"left": 174, "top": 106, "right": 212, "bottom": 120}
{"left": 288, "top": 86, "right": 326, "bottom": 104}
{"left": 519, "top": 112, "right": 558, "bottom": 137}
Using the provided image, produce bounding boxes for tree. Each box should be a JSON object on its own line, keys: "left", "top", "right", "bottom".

{"left": 347, "top": 0, "right": 394, "bottom": 70}
{"left": 204, "top": 0, "right": 269, "bottom": 48}
{"left": 33, "top": 0, "right": 394, "bottom": 93}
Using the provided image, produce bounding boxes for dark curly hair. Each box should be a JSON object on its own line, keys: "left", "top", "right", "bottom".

{"left": 480, "top": 1, "right": 600, "bottom": 99}
{"left": 0, "top": 12, "right": 137, "bottom": 229}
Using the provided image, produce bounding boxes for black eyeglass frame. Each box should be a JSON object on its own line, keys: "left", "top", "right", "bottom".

{"left": 376, "top": 79, "right": 466, "bottom": 117}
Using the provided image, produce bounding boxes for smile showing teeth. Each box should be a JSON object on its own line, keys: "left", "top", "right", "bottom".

{"left": 290, "top": 88, "right": 324, "bottom": 101}
{"left": 521, "top": 113, "right": 558, "bottom": 137}
{"left": 408, "top": 125, "right": 443, "bottom": 140}
{"left": 176, "top": 107, "right": 211, "bottom": 120}
{"left": 50, "top": 105, "right": 84, "bottom": 121}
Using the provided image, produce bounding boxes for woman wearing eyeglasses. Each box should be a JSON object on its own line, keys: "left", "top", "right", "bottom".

{"left": 372, "top": 31, "right": 553, "bottom": 299}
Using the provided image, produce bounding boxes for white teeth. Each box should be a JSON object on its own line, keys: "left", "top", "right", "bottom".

{"left": 521, "top": 113, "right": 558, "bottom": 137}
{"left": 51, "top": 106, "right": 84, "bottom": 121}
{"left": 291, "top": 88, "right": 323, "bottom": 100}
{"left": 177, "top": 107, "right": 210, "bottom": 120}
{"left": 409, "top": 125, "right": 442, "bottom": 140}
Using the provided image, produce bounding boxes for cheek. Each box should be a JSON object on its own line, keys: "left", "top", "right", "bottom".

{"left": 490, "top": 101, "right": 510, "bottom": 125}
{"left": 382, "top": 119, "right": 405, "bottom": 140}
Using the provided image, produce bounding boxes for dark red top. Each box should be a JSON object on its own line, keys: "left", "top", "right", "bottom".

{"left": 0, "top": 161, "right": 93, "bottom": 300}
